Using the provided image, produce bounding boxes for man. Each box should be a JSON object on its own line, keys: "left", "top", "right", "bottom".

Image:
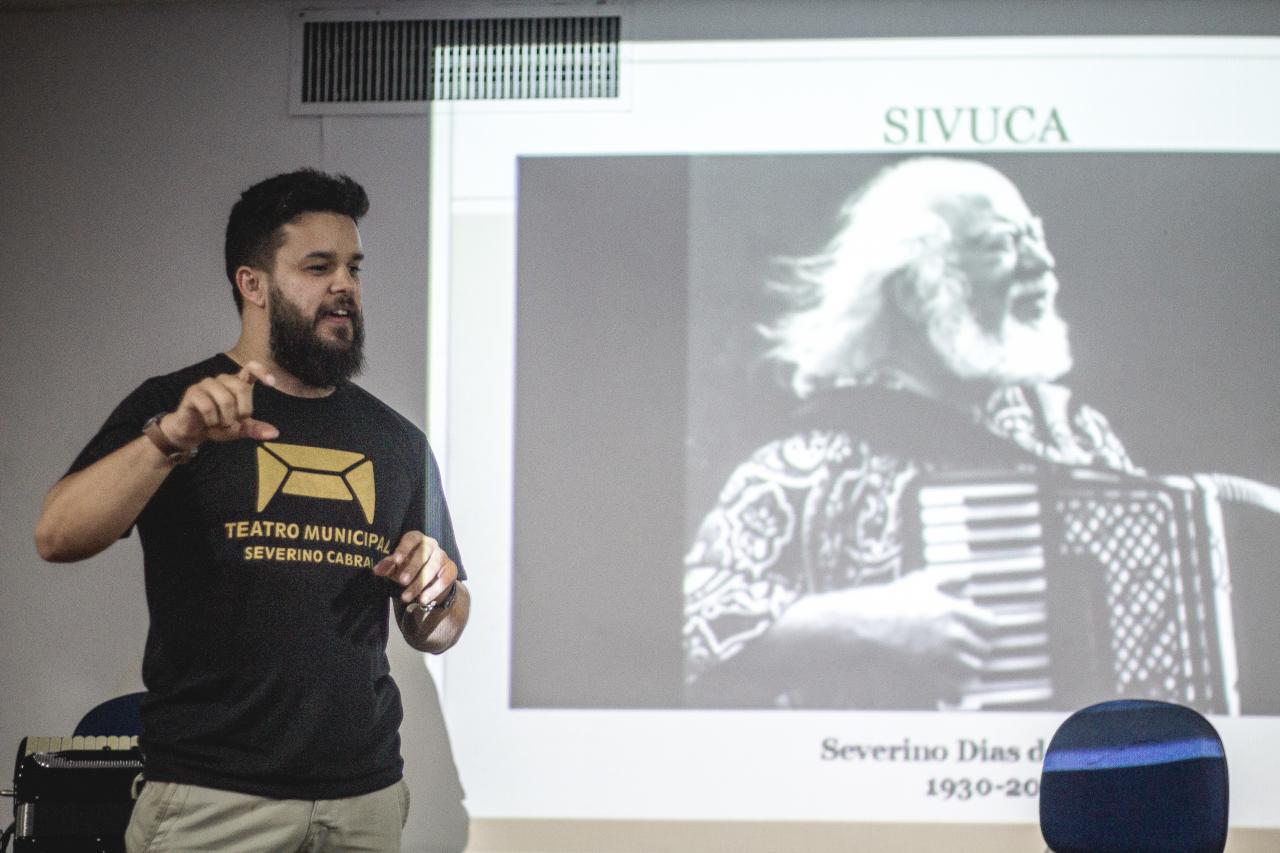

{"left": 34, "top": 168, "right": 467, "bottom": 851}
{"left": 683, "top": 157, "right": 1135, "bottom": 710}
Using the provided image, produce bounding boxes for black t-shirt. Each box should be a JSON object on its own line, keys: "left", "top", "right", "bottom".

{"left": 68, "top": 354, "right": 465, "bottom": 799}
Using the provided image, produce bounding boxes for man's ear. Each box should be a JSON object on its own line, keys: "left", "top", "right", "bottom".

{"left": 235, "top": 267, "right": 267, "bottom": 309}
{"left": 885, "top": 266, "right": 926, "bottom": 322}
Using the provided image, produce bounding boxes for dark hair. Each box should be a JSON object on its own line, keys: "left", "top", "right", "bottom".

{"left": 224, "top": 168, "right": 370, "bottom": 311}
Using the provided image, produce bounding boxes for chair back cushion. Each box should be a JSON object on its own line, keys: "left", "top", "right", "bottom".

{"left": 1040, "top": 699, "right": 1228, "bottom": 853}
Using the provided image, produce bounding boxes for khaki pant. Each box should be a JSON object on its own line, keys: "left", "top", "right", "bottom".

{"left": 125, "top": 778, "right": 409, "bottom": 853}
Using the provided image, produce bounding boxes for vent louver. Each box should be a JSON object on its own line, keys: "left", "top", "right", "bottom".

{"left": 297, "top": 15, "right": 619, "bottom": 108}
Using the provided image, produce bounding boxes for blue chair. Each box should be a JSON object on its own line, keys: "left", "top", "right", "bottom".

{"left": 74, "top": 691, "right": 146, "bottom": 737}
{"left": 1040, "top": 699, "right": 1228, "bottom": 853}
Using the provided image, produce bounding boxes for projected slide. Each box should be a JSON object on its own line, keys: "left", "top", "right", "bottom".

{"left": 431, "top": 36, "right": 1280, "bottom": 826}
{"left": 515, "top": 151, "right": 1279, "bottom": 717}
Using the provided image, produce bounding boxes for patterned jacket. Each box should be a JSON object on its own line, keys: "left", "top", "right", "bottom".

{"left": 683, "top": 380, "right": 1135, "bottom": 708}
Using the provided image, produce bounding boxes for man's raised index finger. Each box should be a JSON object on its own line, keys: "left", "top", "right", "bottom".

{"left": 238, "top": 360, "right": 277, "bottom": 387}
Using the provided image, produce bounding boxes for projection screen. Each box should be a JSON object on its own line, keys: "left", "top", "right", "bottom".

{"left": 430, "top": 34, "right": 1280, "bottom": 827}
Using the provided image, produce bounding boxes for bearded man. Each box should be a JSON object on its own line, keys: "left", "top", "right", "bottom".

{"left": 683, "top": 157, "right": 1136, "bottom": 710}
{"left": 35, "top": 169, "right": 467, "bottom": 851}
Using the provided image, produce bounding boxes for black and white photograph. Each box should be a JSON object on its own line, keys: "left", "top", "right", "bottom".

{"left": 511, "top": 152, "right": 1280, "bottom": 715}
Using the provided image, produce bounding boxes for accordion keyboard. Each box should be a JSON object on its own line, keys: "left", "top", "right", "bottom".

{"left": 23, "top": 735, "right": 140, "bottom": 757}
{"left": 912, "top": 468, "right": 1241, "bottom": 714}
{"left": 917, "top": 478, "right": 1055, "bottom": 710}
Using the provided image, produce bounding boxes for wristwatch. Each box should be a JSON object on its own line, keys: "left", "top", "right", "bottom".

{"left": 142, "top": 412, "right": 198, "bottom": 465}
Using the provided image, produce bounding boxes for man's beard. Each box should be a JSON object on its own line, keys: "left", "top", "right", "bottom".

{"left": 921, "top": 273, "right": 1072, "bottom": 386}
{"left": 268, "top": 284, "right": 365, "bottom": 388}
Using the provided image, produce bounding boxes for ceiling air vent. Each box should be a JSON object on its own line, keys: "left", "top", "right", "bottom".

{"left": 292, "top": 11, "right": 620, "bottom": 113}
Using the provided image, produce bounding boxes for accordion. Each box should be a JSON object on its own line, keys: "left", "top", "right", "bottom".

{"left": 903, "top": 468, "right": 1257, "bottom": 714}
{"left": 6, "top": 736, "right": 141, "bottom": 853}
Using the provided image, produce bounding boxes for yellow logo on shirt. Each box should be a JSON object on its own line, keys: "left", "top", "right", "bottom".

{"left": 256, "top": 442, "right": 375, "bottom": 524}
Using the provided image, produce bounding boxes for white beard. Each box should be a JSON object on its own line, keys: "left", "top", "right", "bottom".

{"left": 923, "top": 277, "right": 1073, "bottom": 385}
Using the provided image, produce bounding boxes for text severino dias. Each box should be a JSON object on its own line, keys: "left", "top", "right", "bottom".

{"left": 821, "top": 737, "right": 1046, "bottom": 763}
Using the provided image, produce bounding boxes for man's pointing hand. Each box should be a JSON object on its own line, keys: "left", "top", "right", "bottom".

{"left": 159, "top": 360, "right": 280, "bottom": 451}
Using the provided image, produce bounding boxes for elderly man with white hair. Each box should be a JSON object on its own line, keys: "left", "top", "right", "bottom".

{"left": 683, "top": 157, "right": 1136, "bottom": 709}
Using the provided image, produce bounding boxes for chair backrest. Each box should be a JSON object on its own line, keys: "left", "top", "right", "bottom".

{"left": 1040, "top": 699, "right": 1228, "bottom": 853}
{"left": 73, "top": 691, "right": 146, "bottom": 737}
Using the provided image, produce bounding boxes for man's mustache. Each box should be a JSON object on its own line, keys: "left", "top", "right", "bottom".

{"left": 316, "top": 299, "right": 360, "bottom": 322}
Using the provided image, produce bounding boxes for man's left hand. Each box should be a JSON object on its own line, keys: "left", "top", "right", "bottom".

{"left": 372, "top": 531, "right": 458, "bottom": 607}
